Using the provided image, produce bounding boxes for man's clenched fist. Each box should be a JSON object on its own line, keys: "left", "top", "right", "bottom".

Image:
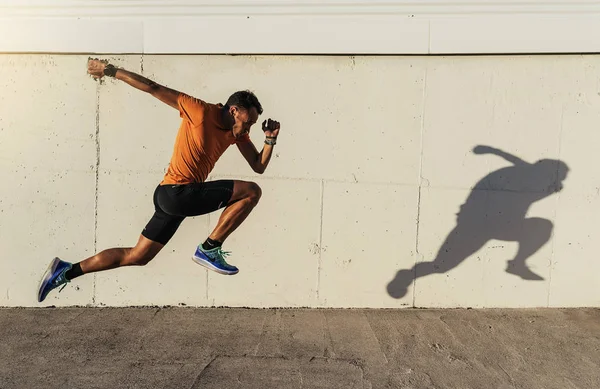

{"left": 87, "top": 58, "right": 108, "bottom": 79}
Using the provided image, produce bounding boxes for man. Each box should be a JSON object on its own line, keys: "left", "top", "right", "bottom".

{"left": 37, "top": 58, "right": 280, "bottom": 303}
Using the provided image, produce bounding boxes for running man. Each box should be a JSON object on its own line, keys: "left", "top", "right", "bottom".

{"left": 37, "top": 58, "right": 280, "bottom": 302}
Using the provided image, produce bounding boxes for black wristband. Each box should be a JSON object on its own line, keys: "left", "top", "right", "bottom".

{"left": 104, "top": 64, "right": 118, "bottom": 77}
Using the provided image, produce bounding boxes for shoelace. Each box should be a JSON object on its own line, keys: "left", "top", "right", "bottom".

{"left": 218, "top": 248, "right": 231, "bottom": 258}
{"left": 208, "top": 248, "right": 233, "bottom": 266}
{"left": 215, "top": 248, "right": 232, "bottom": 262}
{"left": 53, "top": 270, "right": 70, "bottom": 293}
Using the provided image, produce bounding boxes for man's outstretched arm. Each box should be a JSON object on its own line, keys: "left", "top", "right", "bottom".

{"left": 87, "top": 58, "right": 180, "bottom": 109}
{"left": 472, "top": 145, "right": 527, "bottom": 166}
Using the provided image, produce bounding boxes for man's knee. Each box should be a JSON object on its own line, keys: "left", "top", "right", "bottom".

{"left": 121, "top": 235, "right": 164, "bottom": 266}
{"left": 247, "top": 182, "right": 262, "bottom": 205}
{"left": 231, "top": 180, "right": 262, "bottom": 206}
{"left": 125, "top": 250, "right": 157, "bottom": 266}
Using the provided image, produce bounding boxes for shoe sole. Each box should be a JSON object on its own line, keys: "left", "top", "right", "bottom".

{"left": 191, "top": 255, "right": 238, "bottom": 275}
{"left": 37, "top": 257, "right": 60, "bottom": 302}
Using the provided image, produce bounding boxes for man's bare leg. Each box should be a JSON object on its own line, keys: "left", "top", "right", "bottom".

{"left": 208, "top": 180, "right": 262, "bottom": 243}
{"left": 193, "top": 180, "right": 262, "bottom": 275}
{"left": 37, "top": 235, "right": 164, "bottom": 302}
{"left": 79, "top": 235, "right": 165, "bottom": 275}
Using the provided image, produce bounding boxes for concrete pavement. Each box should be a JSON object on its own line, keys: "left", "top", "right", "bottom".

{"left": 1, "top": 307, "right": 599, "bottom": 388}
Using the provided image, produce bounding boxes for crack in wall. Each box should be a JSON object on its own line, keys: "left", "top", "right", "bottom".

{"left": 92, "top": 81, "right": 101, "bottom": 305}
{"left": 316, "top": 180, "right": 325, "bottom": 301}
{"left": 413, "top": 66, "right": 428, "bottom": 308}
{"left": 547, "top": 105, "right": 566, "bottom": 307}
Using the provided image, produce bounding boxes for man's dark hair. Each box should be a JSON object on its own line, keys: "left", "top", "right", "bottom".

{"left": 225, "top": 90, "right": 263, "bottom": 115}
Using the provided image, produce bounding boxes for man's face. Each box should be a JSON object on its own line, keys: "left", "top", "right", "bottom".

{"left": 231, "top": 106, "right": 259, "bottom": 138}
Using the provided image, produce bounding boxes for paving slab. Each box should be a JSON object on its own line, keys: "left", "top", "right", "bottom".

{"left": 0, "top": 307, "right": 599, "bottom": 389}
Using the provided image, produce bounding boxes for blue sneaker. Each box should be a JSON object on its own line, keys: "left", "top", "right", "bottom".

{"left": 37, "top": 257, "right": 72, "bottom": 303}
{"left": 192, "top": 246, "right": 239, "bottom": 275}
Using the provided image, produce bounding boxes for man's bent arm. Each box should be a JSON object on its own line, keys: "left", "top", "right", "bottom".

{"left": 113, "top": 68, "right": 180, "bottom": 109}
{"left": 237, "top": 141, "right": 275, "bottom": 174}
{"left": 255, "top": 143, "right": 275, "bottom": 174}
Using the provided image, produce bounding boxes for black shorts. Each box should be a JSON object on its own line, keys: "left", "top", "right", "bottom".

{"left": 141, "top": 180, "right": 234, "bottom": 245}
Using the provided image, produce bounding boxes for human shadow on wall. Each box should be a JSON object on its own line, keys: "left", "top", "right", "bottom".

{"left": 387, "top": 145, "right": 569, "bottom": 299}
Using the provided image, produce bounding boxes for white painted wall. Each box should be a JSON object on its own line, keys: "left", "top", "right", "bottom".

{"left": 1, "top": 54, "right": 599, "bottom": 308}
{"left": 2, "top": 1, "right": 600, "bottom": 54}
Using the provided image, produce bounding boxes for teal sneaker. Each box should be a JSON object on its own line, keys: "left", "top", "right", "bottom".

{"left": 192, "top": 246, "right": 239, "bottom": 275}
{"left": 37, "top": 257, "right": 71, "bottom": 302}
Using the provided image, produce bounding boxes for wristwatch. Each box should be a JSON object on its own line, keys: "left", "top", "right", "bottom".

{"left": 103, "top": 64, "right": 118, "bottom": 77}
{"left": 265, "top": 136, "right": 277, "bottom": 146}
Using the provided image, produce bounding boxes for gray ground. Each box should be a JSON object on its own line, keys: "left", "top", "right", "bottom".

{"left": 1, "top": 307, "right": 599, "bottom": 389}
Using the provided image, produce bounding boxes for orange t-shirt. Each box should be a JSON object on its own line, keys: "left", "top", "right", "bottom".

{"left": 160, "top": 93, "right": 250, "bottom": 185}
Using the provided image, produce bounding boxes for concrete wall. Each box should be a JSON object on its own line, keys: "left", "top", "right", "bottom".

{"left": 4, "top": 1, "right": 600, "bottom": 55}
{"left": 1, "top": 54, "right": 599, "bottom": 308}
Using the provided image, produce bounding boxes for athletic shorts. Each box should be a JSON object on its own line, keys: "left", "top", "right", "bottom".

{"left": 141, "top": 180, "right": 234, "bottom": 245}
